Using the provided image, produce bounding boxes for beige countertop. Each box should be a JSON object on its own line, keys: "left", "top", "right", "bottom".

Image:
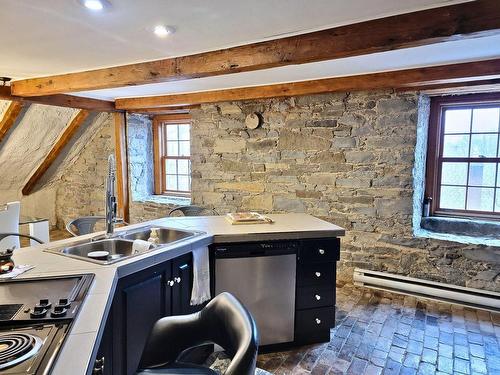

{"left": 8, "top": 213, "right": 344, "bottom": 375}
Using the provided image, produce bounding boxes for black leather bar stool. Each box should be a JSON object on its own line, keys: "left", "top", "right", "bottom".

{"left": 136, "top": 292, "right": 259, "bottom": 375}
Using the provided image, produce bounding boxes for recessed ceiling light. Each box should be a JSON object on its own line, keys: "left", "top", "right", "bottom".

{"left": 154, "top": 25, "right": 174, "bottom": 38}
{"left": 82, "top": 0, "right": 105, "bottom": 11}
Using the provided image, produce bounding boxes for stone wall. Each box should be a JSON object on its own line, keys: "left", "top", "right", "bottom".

{"left": 189, "top": 91, "right": 499, "bottom": 292}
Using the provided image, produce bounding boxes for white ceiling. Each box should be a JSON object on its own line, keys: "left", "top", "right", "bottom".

{"left": 2, "top": 0, "right": 495, "bottom": 101}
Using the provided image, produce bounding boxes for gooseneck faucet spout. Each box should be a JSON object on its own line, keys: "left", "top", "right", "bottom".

{"left": 105, "top": 154, "right": 118, "bottom": 237}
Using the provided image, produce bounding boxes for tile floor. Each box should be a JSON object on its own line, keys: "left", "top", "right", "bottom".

{"left": 257, "top": 285, "right": 500, "bottom": 375}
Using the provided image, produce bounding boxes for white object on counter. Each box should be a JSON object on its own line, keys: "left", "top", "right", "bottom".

{"left": 0, "top": 264, "right": 34, "bottom": 279}
{"left": 132, "top": 239, "right": 153, "bottom": 254}
{"left": 190, "top": 246, "right": 211, "bottom": 305}
{"left": 148, "top": 227, "right": 161, "bottom": 245}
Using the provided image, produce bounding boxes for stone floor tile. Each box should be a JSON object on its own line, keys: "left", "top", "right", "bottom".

{"left": 396, "top": 323, "right": 412, "bottom": 336}
{"left": 365, "top": 364, "right": 383, "bottom": 375}
{"left": 407, "top": 340, "right": 423, "bottom": 355}
{"left": 403, "top": 352, "right": 420, "bottom": 369}
{"left": 454, "top": 333, "right": 469, "bottom": 346}
{"left": 328, "top": 358, "right": 350, "bottom": 374}
{"left": 346, "top": 357, "right": 367, "bottom": 374}
{"left": 439, "top": 331, "right": 454, "bottom": 345}
{"left": 310, "top": 363, "right": 331, "bottom": 375}
{"left": 437, "top": 356, "right": 453, "bottom": 374}
{"left": 382, "top": 358, "right": 401, "bottom": 375}
{"left": 454, "top": 357, "right": 470, "bottom": 374}
{"left": 438, "top": 343, "right": 453, "bottom": 358}
{"left": 423, "top": 336, "right": 439, "bottom": 350}
{"left": 417, "top": 362, "right": 436, "bottom": 375}
{"left": 470, "top": 356, "right": 487, "bottom": 374}
{"left": 409, "top": 328, "right": 425, "bottom": 342}
{"left": 393, "top": 334, "right": 408, "bottom": 349}
{"left": 388, "top": 346, "right": 405, "bottom": 363}
{"left": 400, "top": 367, "right": 417, "bottom": 375}
{"left": 421, "top": 348, "right": 437, "bottom": 365}
{"left": 469, "top": 343, "right": 485, "bottom": 358}
{"left": 454, "top": 344, "right": 469, "bottom": 360}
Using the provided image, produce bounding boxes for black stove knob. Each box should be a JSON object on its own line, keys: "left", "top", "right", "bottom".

{"left": 36, "top": 299, "right": 52, "bottom": 309}
{"left": 51, "top": 306, "right": 68, "bottom": 318}
{"left": 57, "top": 298, "right": 71, "bottom": 308}
{"left": 30, "top": 306, "right": 47, "bottom": 318}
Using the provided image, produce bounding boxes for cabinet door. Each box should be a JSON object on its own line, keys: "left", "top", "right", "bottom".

{"left": 172, "top": 253, "right": 199, "bottom": 315}
{"left": 122, "top": 273, "right": 163, "bottom": 375}
{"left": 94, "top": 310, "right": 113, "bottom": 375}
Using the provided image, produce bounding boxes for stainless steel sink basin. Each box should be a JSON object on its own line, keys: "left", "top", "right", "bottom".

{"left": 45, "top": 226, "right": 201, "bottom": 265}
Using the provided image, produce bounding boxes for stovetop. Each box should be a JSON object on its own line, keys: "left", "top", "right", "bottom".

{"left": 0, "top": 274, "right": 93, "bottom": 323}
{"left": 0, "top": 274, "right": 94, "bottom": 374}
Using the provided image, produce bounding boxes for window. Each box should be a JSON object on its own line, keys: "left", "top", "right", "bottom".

{"left": 153, "top": 114, "right": 191, "bottom": 196}
{"left": 426, "top": 93, "right": 500, "bottom": 220}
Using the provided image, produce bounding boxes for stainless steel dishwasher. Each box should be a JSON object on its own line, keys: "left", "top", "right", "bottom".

{"left": 213, "top": 241, "right": 298, "bottom": 346}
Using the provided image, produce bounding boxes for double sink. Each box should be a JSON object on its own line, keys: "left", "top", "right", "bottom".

{"left": 45, "top": 226, "right": 202, "bottom": 265}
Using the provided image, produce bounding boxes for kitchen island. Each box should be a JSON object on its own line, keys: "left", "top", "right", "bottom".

{"left": 10, "top": 213, "right": 344, "bottom": 375}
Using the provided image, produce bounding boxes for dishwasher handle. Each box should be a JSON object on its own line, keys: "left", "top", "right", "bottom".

{"left": 213, "top": 241, "right": 299, "bottom": 258}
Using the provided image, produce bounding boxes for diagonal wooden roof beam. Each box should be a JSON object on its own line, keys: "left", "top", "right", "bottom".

{"left": 22, "top": 110, "right": 90, "bottom": 195}
{"left": 0, "top": 86, "right": 117, "bottom": 112}
{"left": 115, "top": 59, "right": 500, "bottom": 109}
{"left": 0, "top": 101, "right": 25, "bottom": 144}
{"left": 10, "top": 0, "right": 500, "bottom": 96}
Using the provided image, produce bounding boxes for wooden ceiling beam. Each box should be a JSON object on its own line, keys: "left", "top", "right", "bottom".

{"left": 126, "top": 105, "right": 200, "bottom": 116}
{"left": 0, "top": 101, "right": 25, "bottom": 144}
{"left": 22, "top": 110, "right": 90, "bottom": 195}
{"left": 11, "top": 0, "right": 500, "bottom": 96}
{"left": 0, "top": 86, "right": 117, "bottom": 112}
{"left": 115, "top": 59, "right": 500, "bottom": 109}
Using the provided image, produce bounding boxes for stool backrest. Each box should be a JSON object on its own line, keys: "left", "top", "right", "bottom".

{"left": 66, "top": 216, "right": 105, "bottom": 236}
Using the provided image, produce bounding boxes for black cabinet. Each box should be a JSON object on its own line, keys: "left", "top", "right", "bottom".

{"left": 172, "top": 253, "right": 198, "bottom": 315}
{"left": 294, "top": 238, "right": 339, "bottom": 345}
{"left": 96, "top": 252, "right": 202, "bottom": 375}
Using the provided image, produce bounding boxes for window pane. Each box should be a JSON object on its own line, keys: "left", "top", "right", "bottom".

{"left": 440, "top": 186, "right": 466, "bottom": 210}
{"left": 179, "top": 141, "right": 190, "bottom": 156}
{"left": 442, "top": 134, "right": 469, "bottom": 157}
{"left": 443, "top": 109, "right": 471, "bottom": 134}
{"left": 178, "top": 159, "right": 190, "bottom": 175}
{"left": 166, "top": 124, "right": 178, "bottom": 140}
{"left": 470, "top": 134, "right": 498, "bottom": 157}
{"left": 468, "top": 163, "right": 496, "bottom": 186}
{"left": 178, "top": 175, "right": 190, "bottom": 192}
{"left": 165, "top": 159, "right": 177, "bottom": 174}
{"left": 167, "top": 141, "right": 179, "bottom": 156}
{"left": 178, "top": 124, "right": 190, "bottom": 140}
{"left": 471, "top": 108, "right": 499, "bottom": 133}
{"left": 467, "top": 187, "right": 494, "bottom": 211}
{"left": 166, "top": 174, "right": 177, "bottom": 191}
{"left": 495, "top": 189, "right": 500, "bottom": 212}
{"left": 441, "top": 162, "right": 468, "bottom": 185}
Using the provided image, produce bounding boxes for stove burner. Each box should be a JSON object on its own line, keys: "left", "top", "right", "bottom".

{"left": 0, "top": 333, "right": 42, "bottom": 370}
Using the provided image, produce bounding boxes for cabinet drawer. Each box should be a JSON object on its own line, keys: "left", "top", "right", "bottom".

{"left": 297, "top": 262, "right": 336, "bottom": 286}
{"left": 296, "top": 285, "right": 335, "bottom": 310}
{"left": 295, "top": 307, "right": 335, "bottom": 339}
{"left": 298, "top": 238, "right": 340, "bottom": 264}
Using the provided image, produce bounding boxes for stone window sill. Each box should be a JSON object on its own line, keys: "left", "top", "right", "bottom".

{"left": 416, "top": 216, "right": 500, "bottom": 247}
{"left": 133, "top": 194, "right": 191, "bottom": 206}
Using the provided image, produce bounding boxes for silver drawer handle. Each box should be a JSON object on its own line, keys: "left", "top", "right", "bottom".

{"left": 315, "top": 318, "right": 321, "bottom": 325}
{"left": 318, "top": 249, "right": 325, "bottom": 255}
{"left": 315, "top": 272, "right": 321, "bottom": 277}
{"left": 315, "top": 294, "right": 321, "bottom": 300}
{"left": 174, "top": 277, "right": 181, "bottom": 283}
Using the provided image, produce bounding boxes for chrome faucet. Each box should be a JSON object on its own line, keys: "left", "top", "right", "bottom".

{"left": 105, "top": 154, "right": 121, "bottom": 237}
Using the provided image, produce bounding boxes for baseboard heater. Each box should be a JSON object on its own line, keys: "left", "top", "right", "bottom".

{"left": 353, "top": 268, "right": 500, "bottom": 312}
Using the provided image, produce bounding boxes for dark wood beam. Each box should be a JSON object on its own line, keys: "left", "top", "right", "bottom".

{"left": 22, "top": 110, "right": 90, "bottom": 195}
{"left": 114, "top": 112, "right": 129, "bottom": 222}
{"left": 0, "top": 101, "right": 24, "bottom": 144}
{"left": 11, "top": 0, "right": 500, "bottom": 96}
{"left": 115, "top": 59, "right": 500, "bottom": 109}
{"left": 0, "top": 86, "right": 117, "bottom": 112}
{"left": 126, "top": 105, "right": 200, "bottom": 116}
